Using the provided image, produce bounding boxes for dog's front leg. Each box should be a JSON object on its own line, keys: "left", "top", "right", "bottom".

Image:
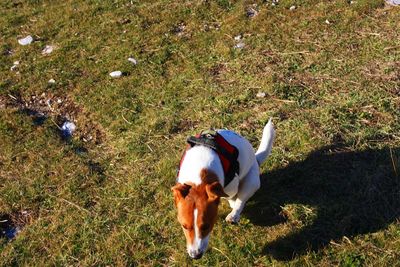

{"left": 225, "top": 162, "right": 260, "bottom": 223}
{"left": 227, "top": 197, "right": 236, "bottom": 209}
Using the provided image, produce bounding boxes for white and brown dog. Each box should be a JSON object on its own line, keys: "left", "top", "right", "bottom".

{"left": 172, "top": 119, "right": 275, "bottom": 259}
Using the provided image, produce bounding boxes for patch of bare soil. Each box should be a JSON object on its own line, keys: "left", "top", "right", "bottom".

{"left": 1, "top": 93, "right": 105, "bottom": 144}
{"left": 0, "top": 211, "right": 34, "bottom": 241}
{"left": 208, "top": 63, "right": 229, "bottom": 82}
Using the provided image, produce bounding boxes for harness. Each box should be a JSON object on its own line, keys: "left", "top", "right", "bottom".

{"left": 178, "top": 130, "right": 240, "bottom": 187}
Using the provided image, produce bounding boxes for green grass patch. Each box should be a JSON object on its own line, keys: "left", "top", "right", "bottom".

{"left": 1, "top": 0, "right": 399, "bottom": 265}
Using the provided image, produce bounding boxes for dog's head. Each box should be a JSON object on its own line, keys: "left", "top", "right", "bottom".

{"left": 172, "top": 169, "right": 227, "bottom": 259}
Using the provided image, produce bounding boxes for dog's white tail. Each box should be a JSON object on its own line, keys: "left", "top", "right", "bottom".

{"left": 255, "top": 118, "right": 276, "bottom": 165}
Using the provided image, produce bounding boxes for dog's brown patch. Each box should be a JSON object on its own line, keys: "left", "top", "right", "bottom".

{"left": 199, "top": 168, "right": 218, "bottom": 184}
{"left": 172, "top": 169, "right": 228, "bottom": 244}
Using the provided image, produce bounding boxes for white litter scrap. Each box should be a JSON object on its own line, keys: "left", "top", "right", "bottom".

{"left": 246, "top": 7, "right": 258, "bottom": 18}
{"left": 289, "top": 5, "right": 296, "bottom": 10}
{"left": 386, "top": 0, "right": 400, "bottom": 5}
{"left": 10, "top": 61, "right": 20, "bottom": 71}
{"left": 233, "top": 33, "right": 245, "bottom": 49}
{"left": 46, "top": 99, "right": 52, "bottom": 109}
{"left": 18, "top": 35, "right": 33, "bottom": 45}
{"left": 48, "top": 78, "right": 56, "bottom": 84}
{"left": 61, "top": 121, "right": 76, "bottom": 137}
{"left": 42, "top": 45, "right": 55, "bottom": 55}
{"left": 256, "top": 92, "right": 266, "bottom": 98}
{"left": 174, "top": 23, "right": 186, "bottom": 36}
{"left": 109, "top": 71, "right": 122, "bottom": 78}
{"left": 128, "top": 57, "right": 137, "bottom": 65}
{"left": 4, "top": 226, "right": 20, "bottom": 240}
{"left": 325, "top": 19, "right": 331, "bottom": 24}
{"left": 234, "top": 42, "right": 245, "bottom": 49}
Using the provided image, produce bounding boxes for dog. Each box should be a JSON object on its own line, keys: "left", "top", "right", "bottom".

{"left": 172, "top": 119, "right": 275, "bottom": 259}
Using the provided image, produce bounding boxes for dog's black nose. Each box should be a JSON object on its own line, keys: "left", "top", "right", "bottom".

{"left": 192, "top": 252, "right": 203, "bottom": 260}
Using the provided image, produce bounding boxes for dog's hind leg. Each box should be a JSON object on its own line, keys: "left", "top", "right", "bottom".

{"left": 225, "top": 161, "right": 260, "bottom": 224}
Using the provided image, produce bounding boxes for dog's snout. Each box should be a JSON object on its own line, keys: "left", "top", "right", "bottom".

{"left": 188, "top": 250, "right": 204, "bottom": 260}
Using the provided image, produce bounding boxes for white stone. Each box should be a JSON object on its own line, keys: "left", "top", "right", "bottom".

{"left": 256, "top": 92, "right": 266, "bottom": 98}
{"left": 10, "top": 61, "right": 20, "bottom": 71}
{"left": 48, "top": 78, "right": 56, "bottom": 84}
{"left": 247, "top": 7, "right": 258, "bottom": 18}
{"left": 42, "top": 45, "right": 55, "bottom": 55}
{"left": 289, "top": 5, "right": 296, "bottom": 10}
{"left": 386, "top": 0, "right": 400, "bottom": 5}
{"left": 128, "top": 57, "right": 137, "bottom": 65}
{"left": 46, "top": 99, "right": 52, "bottom": 108}
{"left": 234, "top": 35, "right": 242, "bottom": 41}
{"left": 325, "top": 19, "right": 331, "bottom": 24}
{"left": 109, "top": 71, "right": 122, "bottom": 78}
{"left": 18, "top": 35, "right": 33, "bottom": 45}
{"left": 61, "top": 121, "right": 76, "bottom": 136}
{"left": 234, "top": 42, "right": 245, "bottom": 49}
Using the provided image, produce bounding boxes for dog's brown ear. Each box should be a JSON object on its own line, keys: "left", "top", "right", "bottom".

{"left": 171, "top": 183, "right": 191, "bottom": 204}
{"left": 206, "top": 182, "right": 228, "bottom": 201}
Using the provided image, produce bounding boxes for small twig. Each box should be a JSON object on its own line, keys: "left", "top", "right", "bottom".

{"left": 343, "top": 236, "right": 352, "bottom": 244}
{"left": 389, "top": 148, "right": 398, "bottom": 178}
{"left": 329, "top": 240, "right": 342, "bottom": 247}
{"left": 271, "top": 97, "right": 296, "bottom": 103}
{"left": 146, "top": 143, "right": 154, "bottom": 152}
{"left": 48, "top": 194, "right": 91, "bottom": 214}
{"left": 121, "top": 113, "right": 132, "bottom": 125}
{"left": 315, "top": 75, "right": 361, "bottom": 86}
{"left": 68, "top": 255, "right": 80, "bottom": 262}
{"left": 50, "top": 118, "right": 62, "bottom": 130}
{"left": 277, "top": 50, "right": 310, "bottom": 55}
{"left": 143, "top": 48, "right": 161, "bottom": 53}
{"left": 384, "top": 45, "right": 400, "bottom": 51}
{"left": 224, "top": 33, "right": 234, "bottom": 39}
{"left": 356, "top": 31, "right": 381, "bottom": 36}
{"left": 122, "top": 229, "right": 134, "bottom": 242}
{"left": 212, "top": 247, "right": 237, "bottom": 267}
{"left": 8, "top": 94, "right": 17, "bottom": 101}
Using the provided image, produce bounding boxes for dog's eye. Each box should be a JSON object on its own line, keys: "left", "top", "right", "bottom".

{"left": 200, "top": 224, "right": 210, "bottom": 231}
{"left": 182, "top": 224, "right": 191, "bottom": 230}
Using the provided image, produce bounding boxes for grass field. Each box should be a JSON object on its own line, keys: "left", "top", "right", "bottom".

{"left": 1, "top": 0, "right": 400, "bottom": 266}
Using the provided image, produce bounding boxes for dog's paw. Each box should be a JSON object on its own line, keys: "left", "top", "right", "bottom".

{"left": 225, "top": 212, "right": 240, "bottom": 224}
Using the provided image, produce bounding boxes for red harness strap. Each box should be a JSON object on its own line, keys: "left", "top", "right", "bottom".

{"left": 178, "top": 131, "right": 240, "bottom": 187}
